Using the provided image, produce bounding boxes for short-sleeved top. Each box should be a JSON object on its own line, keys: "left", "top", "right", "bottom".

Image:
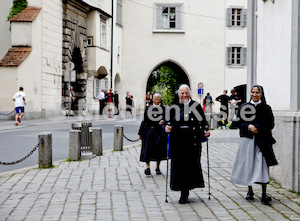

{"left": 13, "top": 91, "right": 26, "bottom": 107}
{"left": 229, "top": 94, "right": 241, "bottom": 106}
{"left": 107, "top": 93, "right": 113, "bottom": 103}
{"left": 126, "top": 96, "right": 133, "bottom": 106}
{"left": 216, "top": 94, "right": 230, "bottom": 107}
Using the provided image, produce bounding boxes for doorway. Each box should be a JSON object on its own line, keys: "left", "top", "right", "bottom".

{"left": 146, "top": 61, "right": 189, "bottom": 105}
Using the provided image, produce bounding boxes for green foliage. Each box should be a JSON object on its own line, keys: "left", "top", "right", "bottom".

{"left": 39, "top": 165, "right": 55, "bottom": 169}
{"left": 66, "top": 158, "right": 82, "bottom": 162}
{"left": 288, "top": 190, "right": 300, "bottom": 196}
{"left": 147, "top": 66, "right": 181, "bottom": 105}
{"left": 7, "top": 0, "right": 28, "bottom": 21}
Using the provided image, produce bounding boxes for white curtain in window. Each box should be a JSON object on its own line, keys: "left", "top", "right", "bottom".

{"left": 162, "top": 14, "right": 168, "bottom": 28}
{"left": 101, "top": 22, "right": 106, "bottom": 48}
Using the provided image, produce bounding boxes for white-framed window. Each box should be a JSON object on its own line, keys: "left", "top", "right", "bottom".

{"left": 87, "top": 36, "right": 93, "bottom": 46}
{"left": 100, "top": 18, "right": 107, "bottom": 48}
{"left": 226, "top": 8, "right": 247, "bottom": 27}
{"left": 226, "top": 46, "right": 247, "bottom": 66}
{"left": 117, "top": 0, "right": 122, "bottom": 26}
{"left": 155, "top": 4, "right": 183, "bottom": 29}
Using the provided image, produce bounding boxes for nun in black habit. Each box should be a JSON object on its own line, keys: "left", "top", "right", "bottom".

{"left": 165, "top": 84, "right": 210, "bottom": 204}
{"left": 138, "top": 92, "right": 167, "bottom": 175}
{"left": 230, "top": 85, "right": 278, "bottom": 204}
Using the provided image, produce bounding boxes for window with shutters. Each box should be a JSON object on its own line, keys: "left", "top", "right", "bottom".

{"left": 100, "top": 18, "right": 107, "bottom": 48}
{"left": 226, "top": 8, "right": 247, "bottom": 28}
{"left": 155, "top": 4, "right": 183, "bottom": 30}
{"left": 117, "top": 0, "right": 122, "bottom": 26}
{"left": 226, "top": 46, "right": 247, "bottom": 66}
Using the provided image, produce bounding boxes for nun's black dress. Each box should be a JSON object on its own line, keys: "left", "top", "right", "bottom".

{"left": 138, "top": 104, "right": 167, "bottom": 163}
{"left": 167, "top": 100, "right": 209, "bottom": 191}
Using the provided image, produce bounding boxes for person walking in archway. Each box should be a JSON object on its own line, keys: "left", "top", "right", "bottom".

{"left": 139, "top": 92, "right": 166, "bottom": 176}
{"left": 145, "top": 91, "right": 152, "bottom": 107}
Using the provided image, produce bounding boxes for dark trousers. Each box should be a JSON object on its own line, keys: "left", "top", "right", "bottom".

{"left": 115, "top": 102, "right": 119, "bottom": 115}
{"left": 99, "top": 100, "right": 105, "bottom": 115}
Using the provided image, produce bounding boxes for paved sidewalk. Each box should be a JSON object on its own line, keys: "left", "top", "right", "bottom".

{"left": 0, "top": 129, "right": 299, "bottom": 221}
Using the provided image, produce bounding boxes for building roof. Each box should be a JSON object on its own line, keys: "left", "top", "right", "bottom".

{"left": 9, "top": 7, "right": 42, "bottom": 22}
{"left": 0, "top": 47, "right": 32, "bottom": 67}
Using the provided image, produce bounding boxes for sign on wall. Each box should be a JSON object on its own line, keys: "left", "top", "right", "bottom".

{"left": 198, "top": 89, "right": 204, "bottom": 94}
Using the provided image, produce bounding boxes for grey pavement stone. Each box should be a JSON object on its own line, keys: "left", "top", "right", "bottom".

{"left": 0, "top": 129, "right": 300, "bottom": 220}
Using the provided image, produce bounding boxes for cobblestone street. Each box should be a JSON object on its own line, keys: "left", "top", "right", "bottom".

{"left": 0, "top": 129, "right": 299, "bottom": 220}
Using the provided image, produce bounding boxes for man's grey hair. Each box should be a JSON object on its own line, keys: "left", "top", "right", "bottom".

{"left": 177, "top": 84, "right": 191, "bottom": 95}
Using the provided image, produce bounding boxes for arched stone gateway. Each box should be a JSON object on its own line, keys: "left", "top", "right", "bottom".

{"left": 146, "top": 60, "right": 190, "bottom": 105}
{"left": 62, "top": 0, "right": 89, "bottom": 115}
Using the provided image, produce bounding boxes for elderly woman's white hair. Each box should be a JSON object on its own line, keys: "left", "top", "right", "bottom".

{"left": 152, "top": 92, "right": 162, "bottom": 98}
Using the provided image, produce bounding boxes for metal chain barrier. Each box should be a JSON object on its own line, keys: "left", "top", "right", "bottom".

{"left": 0, "top": 140, "right": 42, "bottom": 165}
{"left": 123, "top": 134, "right": 140, "bottom": 142}
{"left": 0, "top": 109, "right": 15, "bottom": 116}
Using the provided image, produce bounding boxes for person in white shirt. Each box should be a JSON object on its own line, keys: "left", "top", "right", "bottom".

{"left": 98, "top": 89, "right": 105, "bottom": 115}
{"left": 12, "top": 87, "right": 26, "bottom": 126}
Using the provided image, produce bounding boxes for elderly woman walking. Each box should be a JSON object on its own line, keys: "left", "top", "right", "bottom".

{"left": 139, "top": 93, "right": 166, "bottom": 175}
{"left": 230, "top": 85, "right": 278, "bottom": 204}
{"left": 165, "top": 84, "right": 210, "bottom": 204}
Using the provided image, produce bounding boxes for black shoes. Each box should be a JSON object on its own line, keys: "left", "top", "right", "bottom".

{"left": 246, "top": 192, "right": 254, "bottom": 200}
{"left": 245, "top": 192, "right": 272, "bottom": 205}
{"left": 155, "top": 168, "right": 162, "bottom": 175}
{"left": 179, "top": 190, "right": 189, "bottom": 204}
{"left": 144, "top": 168, "right": 162, "bottom": 175}
{"left": 179, "top": 197, "right": 187, "bottom": 204}
{"left": 261, "top": 195, "right": 272, "bottom": 204}
{"left": 144, "top": 168, "right": 151, "bottom": 175}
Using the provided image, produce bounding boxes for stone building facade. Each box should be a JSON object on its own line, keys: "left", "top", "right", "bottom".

{"left": 117, "top": 0, "right": 247, "bottom": 111}
{"left": 0, "top": 0, "right": 247, "bottom": 117}
{"left": 0, "top": 0, "right": 114, "bottom": 118}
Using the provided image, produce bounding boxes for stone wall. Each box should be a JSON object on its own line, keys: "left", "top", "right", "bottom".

{"left": 62, "top": 0, "right": 88, "bottom": 115}
{"left": 271, "top": 111, "right": 300, "bottom": 193}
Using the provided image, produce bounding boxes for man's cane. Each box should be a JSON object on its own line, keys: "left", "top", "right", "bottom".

{"left": 165, "top": 133, "right": 170, "bottom": 203}
{"left": 206, "top": 138, "right": 211, "bottom": 199}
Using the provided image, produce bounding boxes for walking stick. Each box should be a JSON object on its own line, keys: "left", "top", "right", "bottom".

{"left": 206, "top": 138, "right": 211, "bottom": 199}
{"left": 165, "top": 133, "right": 170, "bottom": 203}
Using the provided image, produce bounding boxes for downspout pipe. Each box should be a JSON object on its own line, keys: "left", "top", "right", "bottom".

{"left": 247, "top": 0, "right": 257, "bottom": 99}
{"left": 110, "top": 0, "right": 114, "bottom": 89}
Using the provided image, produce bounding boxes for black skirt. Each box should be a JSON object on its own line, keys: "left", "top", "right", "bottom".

{"left": 170, "top": 128, "right": 205, "bottom": 191}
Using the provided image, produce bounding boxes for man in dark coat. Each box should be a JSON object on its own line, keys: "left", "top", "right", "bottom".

{"left": 114, "top": 90, "right": 119, "bottom": 115}
{"left": 165, "top": 84, "right": 210, "bottom": 204}
{"left": 139, "top": 93, "right": 166, "bottom": 175}
{"left": 216, "top": 89, "right": 230, "bottom": 127}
